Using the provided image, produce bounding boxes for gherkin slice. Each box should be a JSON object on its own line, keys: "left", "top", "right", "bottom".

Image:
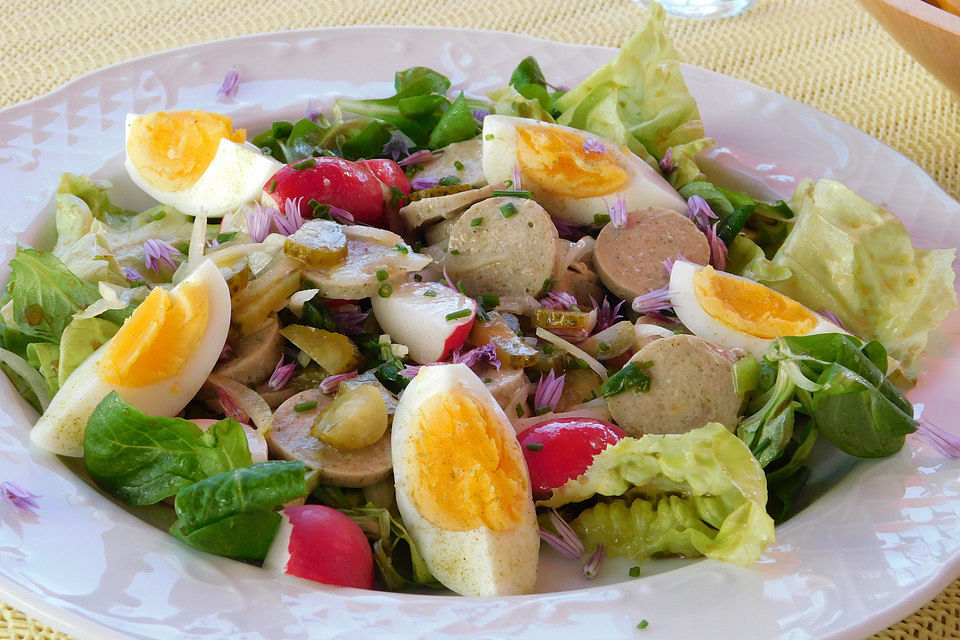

{"left": 284, "top": 219, "right": 348, "bottom": 268}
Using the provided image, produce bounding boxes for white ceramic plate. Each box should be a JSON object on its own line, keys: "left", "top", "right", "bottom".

{"left": 0, "top": 26, "right": 958, "bottom": 640}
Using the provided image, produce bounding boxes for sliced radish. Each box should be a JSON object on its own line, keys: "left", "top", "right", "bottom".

{"left": 358, "top": 159, "right": 411, "bottom": 195}
{"left": 263, "top": 157, "right": 385, "bottom": 224}
{"left": 190, "top": 418, "right": 268, "bottom": 464}
{"left": 371, "top": 281, "right": 477, "bottom": 364}
{"left": 263, "top": 505, "right": 374, "bottom": 589}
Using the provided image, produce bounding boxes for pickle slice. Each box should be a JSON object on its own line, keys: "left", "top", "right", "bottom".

{"left": 532, "top": 309, "right": 591, "bottom": 330}
{"left": 469, "top": 311, "right": 539, "bottom": 369}
{"left": 284, "top": 219, "right": 348, "bottom": 268}
{"left": 280, "top": 324, "right": 362, "bottom": 374}
{"left": 311, "top": 384, "right": 387, "bottom": 451}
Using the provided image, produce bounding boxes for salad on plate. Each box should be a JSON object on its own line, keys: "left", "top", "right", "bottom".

{"left": 1, "top": 5, "right": 957, "bottom": 597}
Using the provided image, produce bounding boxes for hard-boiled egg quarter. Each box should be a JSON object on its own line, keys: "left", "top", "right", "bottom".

{"left": 31, "top": 259, "right": 231, "bottom": 457}
{"left": 392, "top": 363, "right": 539, "bottom": 596}
{"left": 481, "top": 115, "right": 686, "bottom": 225}
{"left": 669, "top": 261, "right": 846, "bottom": 357}
{"left": 124, "top": 111, "right": 283, "bottom": 218}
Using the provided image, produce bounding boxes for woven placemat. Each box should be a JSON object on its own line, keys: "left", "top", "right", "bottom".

{"left": 1, "top": 0, "right": 958, "bottom": 638}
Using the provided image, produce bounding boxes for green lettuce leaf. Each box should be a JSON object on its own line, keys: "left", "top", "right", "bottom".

{"left": 543, "top": 423, "right": 774, "bottom": 566}
{"left": 57, "top": 316, "right": 119, "bottom": 387}
{"left": 487, "top": 86, "right": 556, "bottom": 122}
{"left": 768, "top": 179, "right": 957, "bottom": 378}
{"left": 84, "top": 392, "right": 253, "bottom": 505}
{"left": 553, "top": 4, "right": 713, "bottom": 187}
{"left": 25, "top": 342, "right": 59, "bottom": 397}
{"left": 170, "top": 460, "right": 307, "bottom": 560}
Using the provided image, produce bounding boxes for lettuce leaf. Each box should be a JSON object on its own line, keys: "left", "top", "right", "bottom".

{"left": 767, "top": 179, "right": 957, "bottom": 378}
{"left": 553, "top": 4, "right": 713, "bottom": 187}
{"left": 542, "top": 423, "right": 774, "bottom": 566}
{"left": 487, "top": 86, "right": 556, "bottom": 123}
{"left": 57, "top": 316, "right": 119, "bottom": 387}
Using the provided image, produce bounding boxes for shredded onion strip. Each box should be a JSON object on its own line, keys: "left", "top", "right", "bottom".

{"left": 0, "top": 347, "right": 51, "bottom": 411}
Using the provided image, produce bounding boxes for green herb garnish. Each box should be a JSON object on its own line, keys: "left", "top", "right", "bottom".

{"left": 294, "top": 400, "right": 318, "bottom": 412}
{"left": 500, "top": 202, "right": 518, "bottom": 218}
{"left": 439, "top": 175, "right": 461, "bottom": 186}
{"left": 525, "top": 442, "right": 544, "bottom": 451}
{"left": 470, "top": 217, "right": 484, "bottom": 227}
{"left": 454, "top": 160, "right": 465, "bottom": 171}
{"left": 378, "top": 283, "right": 393, "bottom": 298}
{"left": 445, "top": 309, "right": 471, "bottom": 321}
{"left": 492, "top": 189, "right": 531, "bottom": 198}
{"left": 376, "top": 269, "right": 389, "bottom": 282}
{"left": 291, "top": 158, "right": 317, "bottom": 171}
{"left": 598, "top": 361, "right": 652, "bottom": 397}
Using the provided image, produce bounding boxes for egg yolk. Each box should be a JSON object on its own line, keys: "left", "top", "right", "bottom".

{"left": 409, "top": 391, "right": 526, "bottom": 532}
{"left": 516, "top": 125, "right": 628, "bottom": 198}
{"left": 97, "top": 282, "right": 209, "bottom": 388}
{"left": 694, "top": 266, "right": 817, "bottom": 339}
{"left": 127, "top": 111, "right": 246, "bottom": 192}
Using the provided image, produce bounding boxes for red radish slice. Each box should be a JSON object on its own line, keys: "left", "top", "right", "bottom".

{"left": 370, "top": 281, "right": 476, "bottom": 364}
{"left": 358, "top": 159, "right": 412, "bottom": 195}
{"left": 516, "top": 417, "right": 627, "bottom": 497}
{"left": 263, "top": 505, "right": 374, "bottom": 589}
{"left": 263, "top": 157, "right": 385, "bottom": 224}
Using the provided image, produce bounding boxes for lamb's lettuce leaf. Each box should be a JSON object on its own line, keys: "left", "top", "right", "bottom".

{"left": 542, "top": 423, "right": 774, "bottom": 566}
{"left": 553, "top": 4, "right": 713, "bottom": 187}
{"left": 84, "top": 392, "right": 253, "bottom": 505}
{"left": 767, "top": 179, "right": 957, "bottom": 378}
{"left": 170, "top": 461, "right": 307, "bottom": 560}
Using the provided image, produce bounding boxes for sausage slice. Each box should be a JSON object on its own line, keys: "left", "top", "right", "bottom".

{"left": 266, "top": 389, "right": 393, "bottom": 489}
{"left": 595, "top": 208, "right": 709, "bottom": 300}
{"left": 446, "top": 196, "right": 559, "bottom": 298}
{"left": 605, "top": 334, "right": 743, "bottom": 437}
{"left": 214, "top": 313, "right": 283, "bottom": 386}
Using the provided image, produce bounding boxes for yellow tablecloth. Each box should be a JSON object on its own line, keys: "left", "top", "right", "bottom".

{"left": 1, "top": 0, "right": 958, "bottom": 638}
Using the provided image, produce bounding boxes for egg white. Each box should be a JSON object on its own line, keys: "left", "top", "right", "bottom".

{"left": 391, "top": 363, "right": 540, "bottom": 596}
{"left": 124, "top": 113, "right": 283, "bottom": 218}
{"left": 30, "top": 259, "right": 232, "bottom": 457}
{"left": 669, "top": 261, "right": 846, "bottom": 357}
{"left": 481, "top": 115, "right": 686, "bottom": 225}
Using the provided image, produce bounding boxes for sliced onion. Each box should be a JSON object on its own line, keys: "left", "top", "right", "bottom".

{"left": 208, "top": 373, "right": 272, "bottom": 433}
{"left": 496, "top": 295, "right": 542, "bottom": 316}
{"left": 188, "top": 213, "right": 208, "bottom": 268}
{"left": 74, "top": 282, "right": 149, "bottom": 320}
{"left": 0, "top": 347, "right": 51, "bottom": 411}
{"left": 511, "top": 400, "right": 612, "bottom": 432}
{"left": 536, "top": 327, "right": 607, "bottom": 380}
{"left": 552, "top": 236, "right": 596, "bottom": 281}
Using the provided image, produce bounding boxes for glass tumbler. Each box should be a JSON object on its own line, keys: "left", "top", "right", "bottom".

{"left": 636, "top": 0, "right": 756, "bottom": 18}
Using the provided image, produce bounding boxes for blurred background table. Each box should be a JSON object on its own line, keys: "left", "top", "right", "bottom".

{"left": 1, "top": 0, "right": 958, "bottom": 638}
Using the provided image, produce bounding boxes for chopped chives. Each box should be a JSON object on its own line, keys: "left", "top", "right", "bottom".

{"left": 268, "top": 179, "right": 277, "bottom": 193}
{"left": 480, "top": 293, "right": 500, "bottom": 309}
{"left": 454, "top": 160, "right": 465, "bottom": 171}
{"left": 177, "top": 242, "right": 189, "bottom": 254}
{"left": 637, "top": 620, "right": 649, "bottom": 630}
{"left": 378, "top": 283, "right": 393, "bottom": 298}
{"left": 215, "top": 231, "right": 237, "bottom": 244}
{"left": 534, "top": 406, "right": 551, "bottom": 416}
{"left": 485, "top": 134, "right": 495, "bottom": 140}
{"left": 450, "top": 249, "right": 461, "bottom": 255}
{"left": 543, "top": 277, "right": 554, "bottom": 290}
{"left": 445, "top": 309, "right": 471, "bottom": 321}
{"left": 500, "top": 202, "right": 518, "bottom": 218}
{"left": 152, "top": 210, "right": 166, "bottom": 220}
{"left": 456, "top": 281, "right": 467, "bottom": 295}
{"left": 515, "top": 403, "right": 524, "bottom": 417}
{"left": 503, "top": 179, "right": 513, "bottom": 189}
{"left": 423, "top": 290, "right": 438, "bottom": 297}
{"left": 413, "top": 274, "right": 423, "bottom": 282}
{"left": 470, "top": 217, "right": 484, "bottom": 227}
{"left": 294, "top": 400, "right": 318, "bottom": 412}
{"left": 542, "top": 343, "right": 554, "bottom": 355}
{"left": 599, "top": 341, "right": 611, "bottom": 352}
{"left": 291, "top": 158, "right": 317, "bottom": 171}
{"left": 376, "top": 269, "right": 389, "bottom": 282}
{"left": 483, "top": 377, "right": 492, "bottom": 383}
{"left": 492, "top": 189, "right": 531, "bottom": 198}
{"left": 593, "top": 213, "right": 611, "bottom": 225}
{"left": 628, "top": 566, "right": 641, "bottom": 577}
{"left": 525, "top": 442, "right": 544, "bottom": 451}
{"left": 439, "top": 175, "right": 461, "bottom": 186}
{"left": 395, "top": 243, "right": 409, "bottom": 254}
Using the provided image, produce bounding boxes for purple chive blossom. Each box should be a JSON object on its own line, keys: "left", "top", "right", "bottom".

{"left": 267, "top": 356, "right": 296, "bottom": 392}
{"left": 706, "top": 221, "right": 728, "bottom": 270}
{"left": 632, "top": 286, "right": 675, "bottom": 315}
{"left": 541, "top": 290, "right": 578, "bottom": 311}
{"left": 591, "top": 296, "right": 625, "bottom": 332}
{"left": 913, "top": 406, "right": 960, "bottom": 459}
{"left": 411, "top": 177, "right": 441, "bottom": 191}
{"left": 272, "top": 198, "right": 304, "bottom": 236}
{"left": 511, "top": 165, "right": 523, "bottom": 191}
{"left": 583, "top": 544, "right": 605, "bottom": 579}
{"left": 583, "top": 138, "right": 606, "bottom": 154}
{"left": 818, "top": 309, "right": 845, "bottom": 330}
{"left": 328, "top": 205, "right": 355, "bottom": 224}
{"left": 382, "top": 132, "right": 411, "bottom": 162}
{"left": 304, "top": 99, "right": 322, "bottom": 123}
{"left": 662, "top": 253, "right": 688, "bottom": 275}
{"left": 1, "top": 482, "right": 39, "bottom": 516}
{"left": 332, "top": 306, "right": 368, "bottom": 335}
{"left": 320, "top": 370, "right": 358, "bottom": 395}
{"left": 472, "top": 109, "right": 491, "bottom": 125}
{"left": 143, "top": 239, "right": 181, "bottom": 273}
{"left": 685, "top": 195, "right": 718, "bottom": 232}
{"left": 215, "top": 66, "right": 240, "bottom": 102}
{"left": 216, "top": 385, "right": 247, "bottom": 423}
{"left": 659, "top": 147, "right": 677, "bottom": 174}
{"left": 535, "top": 370, "right": 565, "bottom": 413}
{"left": 399, "top": 364, "right": 422, "bottom": 379}
{"left": 398, "top": 149, "right": 435, "bottom": 168}
{"left": 539, "top": 508, "right": 584, "bottom": 560}
{"left": 605, "top": 193, "right": 628, "bottom": 229}
{"left": 123, "top": 267, "right": 151, "bottom": 288}
{"left": 452, "top": 341, "right": 501, "bottom": 370}
{"left": 245, "top": 203, "right": 274, "bottom": 243}
{"left": 553, "top": 217, "right": 587, "bottom": 241}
